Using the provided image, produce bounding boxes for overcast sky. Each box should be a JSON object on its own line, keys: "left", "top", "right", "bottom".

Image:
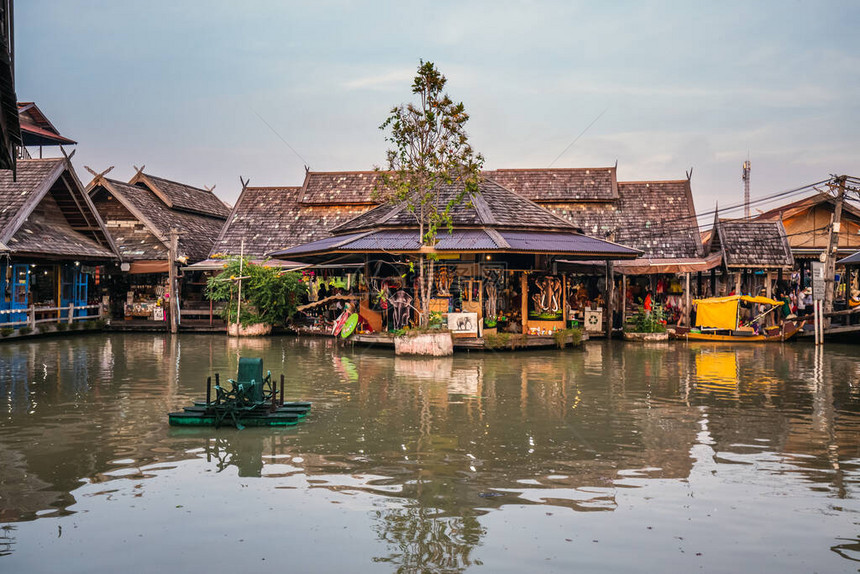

{"left": 16, "top": 1, "right": 860, "bottom": 221}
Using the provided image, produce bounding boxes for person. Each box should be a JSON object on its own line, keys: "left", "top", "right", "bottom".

{"left": 643, "top": 289, "right": 653, "bottom": 314}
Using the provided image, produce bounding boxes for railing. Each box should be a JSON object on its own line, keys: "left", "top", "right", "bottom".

{"left": 0, "top": 304, "right": 105, "bottom": 329}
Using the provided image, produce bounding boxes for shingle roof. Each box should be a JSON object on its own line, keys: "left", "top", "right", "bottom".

{"left": 334, "top": 178, "right": 574, "bottom": 233}
{"left": 0, "top": 159, "right": 118, "bottom": 259}
{"left": 299, "top": 171, "right": 381, "bottom": 205}
{"left": 8, "top": 191, "right": 115, "bottom": 259}
{"left": 542, "top": 180, "right": 702, "bottom": 259}
{"left": 0, "top": 158, "right": 63, "bottom": 238}
{"left": 273, "top": 228, "right": 639, "bottom": 259}
{"left": 131, "top": 172, "right": 231, "bottom": 218}
{"left": 210, "top": 186, "right": 374, "bottom": 258}
{"left": 485, "top": 167, "right": 618, "bottom": 202}
{"left": 93, "top": 178, "right": 226, "bottom": 262}
{"left": 710, "top": 219, "right": 794, "bottom": 269}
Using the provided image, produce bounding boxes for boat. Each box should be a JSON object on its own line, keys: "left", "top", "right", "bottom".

{"left": 671, "top": 295, "right": 805, "bottom": 342}
{"left": 168, "top": 358, "right": 312, "bottom": 429}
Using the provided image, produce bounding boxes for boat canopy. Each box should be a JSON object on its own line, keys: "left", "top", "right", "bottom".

{"left": 692, "top": 295, "right": 784, "bottom": 331}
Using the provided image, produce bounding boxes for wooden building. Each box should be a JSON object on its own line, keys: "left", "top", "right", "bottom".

{"left": 0, "top": 158, "right": 119, "bottom": 327}
{"left": 753, "top": 191, "right": 860, "bottom": 265}
{"left": 87, "top": 168, "right": 229, "bottom": 322}
{"left": 271, "top": 178, "right": 640, "bottom": 336}
{"left": 704, "top": 218, "right": 794, "bottom": 297}
{"left": 0, "top": 1, "right": 19, "bottom": 172}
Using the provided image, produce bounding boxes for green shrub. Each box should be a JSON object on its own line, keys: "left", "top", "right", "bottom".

{"left": 626, "top": 306, "right": 667, "bottom": 334}
{"left": 0, "top": 328, "right": 13, "bottom": 337}
{"left": 55, "top": 322, "right": 69, "bottom": 331}
{"left": 19, "top": 326, "right": 32, "bottom": 336}
{"left": 553, "top": 327, "right": 583, "bottom": 348}
{"left": 206, "top": 258, "right": 306, "bottom": 326}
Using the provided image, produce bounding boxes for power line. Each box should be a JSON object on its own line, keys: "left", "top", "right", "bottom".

{"left": 548, "top": 108, "right": 608, "bottom": 168}
{"left": 252, "top": 109, "right": 310, "bottom": 168}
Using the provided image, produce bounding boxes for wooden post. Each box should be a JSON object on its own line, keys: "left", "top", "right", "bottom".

{"left": 605, "top": 261, "right": 614, "bottom": 339}
{"left": 68, "top": 303, "right": 74, "bottom": 324}
{"left": 168, "top": 228, "right": 179, "bottom": 334}
{"left": 521, "top": 272, "right": 528, "bottom": 334}
{"left": 710, "top": 268, "right": 716, "bottom": 296}
{"left": 684, "top": 272, "right": 691, "bottom": 327}
{"left": 696, "top": 271, "right": 702, "bottom": 298}
{"left": 236, "top": 239, "right": 244, "bottom": 338}
{"left": 823, "top": 176, "right": 847, "bottom": 329}
{"left": 28, "top": 306, "right": 35, "bottom": 330}
{"left": 766, "top": 272, "right": 773, "bottom": 299}
{"left": 206, "top": 376, "right": 212, "bottom": 406}
{"left": 280, "top": 374, "right": 285, "bottom": 406}
{"left": 621, "top": 274, "right": 627, "bottom": 326}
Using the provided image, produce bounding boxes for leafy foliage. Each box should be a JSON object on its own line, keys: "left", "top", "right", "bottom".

{"left": 205, "top": 259, "right": 306, "bottom": 326}
{"left": 627, "top": 306, "right": 667, "bottom": 333}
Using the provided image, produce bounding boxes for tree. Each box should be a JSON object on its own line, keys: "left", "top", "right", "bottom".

{"left": 375, "top": 60, "right": 484, "bottom": 327}
{"left": 205, "top": 258, "right": 305, "bottom": 326}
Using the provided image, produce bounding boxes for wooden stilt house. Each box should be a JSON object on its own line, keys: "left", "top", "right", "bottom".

{"left": 87, "top": 168, "right": 229, "bottom": 322}
{"left": 0, "top": 158, "right": 119, "bottom": 328}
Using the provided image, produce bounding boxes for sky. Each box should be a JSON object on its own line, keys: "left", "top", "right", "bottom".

{"left": 16, "top": 1, "right": 860, "bottom": 223}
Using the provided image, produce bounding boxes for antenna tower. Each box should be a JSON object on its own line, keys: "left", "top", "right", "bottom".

{"left": 742, "top": 159, "right": 751, "bottom": 218}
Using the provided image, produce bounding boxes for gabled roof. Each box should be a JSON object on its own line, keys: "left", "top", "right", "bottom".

{"left": 708, "top": 217, "right": 794, "bottom": 269}
{"left": 129, "top": 170, "right": 230, "bottom": 218}
{"left": 333, "top": 178, "right": 575, "bottom": 233}
{"left": 298, "top": 170, "right": 381, "bottom": 205}
{"left": 541, "top": 179, "right": 702, "bottom": 259}
{"left": 485, "top": 167, "right": 618, "bottom": 202}
{"left": 211, "top": 185, "right": 374, "bottom": 258}
{"left": 0, "top": 158, "right": 117, "bottom": 260}
{"left": 17, "top": 102, "right": 76, "bottom": 147}
{"left": 88, "top": 175, "right": 226, "bottom": 262}
{"left": 754, "top": 191, "right": 860, "bottom": 222}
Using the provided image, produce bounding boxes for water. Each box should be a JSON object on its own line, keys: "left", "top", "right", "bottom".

{"left": 1, "top": 334, "right": 859, "bottom": 573}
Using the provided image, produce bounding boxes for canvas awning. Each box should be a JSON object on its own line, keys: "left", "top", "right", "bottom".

{"left": 129, "top": 261, "right": 169, "bottom": 274}
{"left": 692, "top": 295, "right": 782, "bottom": 330}
{"left": 838, "top": 250, "right": 860, "bottom": 266}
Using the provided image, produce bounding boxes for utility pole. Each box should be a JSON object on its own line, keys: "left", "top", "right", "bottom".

{"left": 822, "top": 175, "right": 846, "bottom": 329}
{"left": 168, "top": 228, "right": 179, "bottom": 334}
{"left": 742, "top": 159, "right": 751, "bottom": 219}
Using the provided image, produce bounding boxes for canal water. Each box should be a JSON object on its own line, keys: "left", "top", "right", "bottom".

{"left": 0, "top": 334, "right": 858, "bottom": 573}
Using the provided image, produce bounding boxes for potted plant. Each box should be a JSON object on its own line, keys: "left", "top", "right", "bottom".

{"left": 623, "top": 306, "right": 669, "bottom": 342}
{"left": 206, "top": 258, "right": 305, "bottom": 336}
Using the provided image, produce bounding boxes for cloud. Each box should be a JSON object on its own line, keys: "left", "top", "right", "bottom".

{"left": 344, "top": 69, "right": 415, "bottom": 91}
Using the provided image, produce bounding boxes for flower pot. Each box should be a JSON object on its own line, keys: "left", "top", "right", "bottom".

{"left": 394, "top": 331, "right": 454, "bottom": 356}
{"left": 228, "top": 322, "right": 273, "bottom": 337}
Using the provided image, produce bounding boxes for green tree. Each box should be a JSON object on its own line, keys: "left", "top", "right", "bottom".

{"left": 375, "top": 60, "right": 484, "bottom": 327}
{"left": 205, "top": 258, "right": 305, "bottom": 326}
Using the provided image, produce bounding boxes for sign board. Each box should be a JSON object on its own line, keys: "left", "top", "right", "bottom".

{"left": 811, "top": 261, "right": 825, "bottom": 301}
{"left": 447, "top": 312, "right": 478, "bottom": 337}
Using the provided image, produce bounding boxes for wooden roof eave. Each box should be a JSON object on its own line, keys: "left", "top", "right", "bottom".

{"left": 129, "top": 170, "right": 173, "bottom": 208}
{"left": 92, "top": 178, "right": 171, "bottom": 251}
{"left": 62, "top": 162, "right": 122, "bottom": 259}
{"left": 0, "top": 159, "right": 66, "bottom": 245}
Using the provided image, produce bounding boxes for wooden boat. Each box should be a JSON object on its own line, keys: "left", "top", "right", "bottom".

{"left": 671, "top": 295, "right": 805, "bottom": 342}
{"left": 168, "top": 358, "right": 312, "bottom": 429}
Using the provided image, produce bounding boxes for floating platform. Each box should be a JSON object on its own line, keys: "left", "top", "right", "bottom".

{"left": 169, "top": 401, "right": 311, "bottom": 427}
{"left": 167, "top": 358, "right": 312, "bottom": 429}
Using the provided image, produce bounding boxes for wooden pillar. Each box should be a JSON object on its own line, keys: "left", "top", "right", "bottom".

{"left": 766, "top": 271, "right": 773, "bottom": 299}
{"left": 684, "top": 272, "right": 691, "bottom": 326}
{"left": 606, "top": 261, "right": 614, "bottom": 339}
{"left": 621, "top": 274, "right": 627, "bottom": 326}
{"left": 696, "top": 271, "right": 702, "bottom": 298}
{"left": 168, "top": 228, "right": 179, "bottom": 334}
{"left": 520, "top": 272, "right": 528, "bottom": 334}
{"left": 562, "top": 273, "right": 568, "bottom": 324}
{"left": 710, "top": 268, "right": 716, "bottom": 296}
{"left": 734, "top": 272, "right": 741, "bottom": 295}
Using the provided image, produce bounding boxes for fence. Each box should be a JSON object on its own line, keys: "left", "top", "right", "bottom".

{"left": 0, "top": 304, "right": 105, "bottom": 329}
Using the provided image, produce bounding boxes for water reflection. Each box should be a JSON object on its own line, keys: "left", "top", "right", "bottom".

{"left": 0, "top": 335, "right": 859, "bottom": 572}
